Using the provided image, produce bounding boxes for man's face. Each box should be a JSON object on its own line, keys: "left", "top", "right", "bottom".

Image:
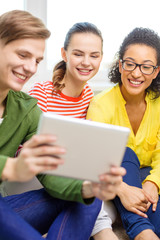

{"left": 0, "top": 38, "right": 45, "bottom": 92}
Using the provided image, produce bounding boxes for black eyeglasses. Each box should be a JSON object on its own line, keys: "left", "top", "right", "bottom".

{"left": 120, "top": 59, "right": 158, "bottom": 75}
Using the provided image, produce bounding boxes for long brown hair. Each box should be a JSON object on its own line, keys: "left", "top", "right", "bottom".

{"left": 52, "top": 22, "right": 103, "bottom": 92}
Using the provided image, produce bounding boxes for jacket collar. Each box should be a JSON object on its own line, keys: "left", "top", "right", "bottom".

{"left": 0, "top": 90, "right": 38, "bottom": 147}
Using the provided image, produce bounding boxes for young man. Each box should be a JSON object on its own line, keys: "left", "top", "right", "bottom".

{"left": 0, "top": 10, "right": 126, "bottom": 240}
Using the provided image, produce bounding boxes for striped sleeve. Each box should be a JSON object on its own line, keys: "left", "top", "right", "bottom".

{"left": 28, "top": 83, "right": 48, "bottom": 112}
{"left": 28, "top": 82, "right": 94, "bottom": 119}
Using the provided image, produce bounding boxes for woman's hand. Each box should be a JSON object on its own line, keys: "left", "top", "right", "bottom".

{"left": 117, "top": 182, "right": 155, "bottom": 218}
{"left": 142, "top": 181, "right": 159, "bottom": 211}
{"left": 2, "top": 134, "right": 65, "bottom": 182}
{"left": 82, "top": 166, "right": 126, "bottom": 200}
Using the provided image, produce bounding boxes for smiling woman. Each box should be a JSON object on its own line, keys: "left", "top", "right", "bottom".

{"left": 29, "top": 22, "right": 103, "bottom": 118}
{"left": 87, "top": 27, "right": 160, "bottom": 240}
{"left": 28, "top": 22, "right": 122, "bottom": 240}
{"left": 119, "top": 44, "right": 159, "bottom": 102}
{"left": 46, "top": 0, "right": 160, "bottom": 94}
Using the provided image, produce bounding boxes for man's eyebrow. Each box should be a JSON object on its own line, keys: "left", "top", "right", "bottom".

{"left": 16, "top": 49, "right": 31, "bottom": 54}
{"left": 37, "top": 56, "right": 44, "bottom": 61}
{"left": 16, "top": 49, "right": 44, "bottom": 61}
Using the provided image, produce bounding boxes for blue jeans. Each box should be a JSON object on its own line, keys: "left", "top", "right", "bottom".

{"left": 114, "top": 147, "right": 160, "bottom": 240}
{"left": 0, "top": 188, "right": 102, "bottom": 240}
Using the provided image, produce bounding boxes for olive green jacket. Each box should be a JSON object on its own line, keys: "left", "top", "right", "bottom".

{"left": 0, "top": 90, "right": 91, "bottom": 204}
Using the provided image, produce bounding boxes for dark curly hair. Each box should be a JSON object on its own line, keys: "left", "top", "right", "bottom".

{"left": 108, "top": 27, "right": 160, "bottom": 98}
{"left": 52, "top": 22, "right": 103, "bottom": 92}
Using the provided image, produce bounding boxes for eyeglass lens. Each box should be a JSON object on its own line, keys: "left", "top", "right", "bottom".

{"left": 122, "top": 60, "right": 155, "bottom": 75}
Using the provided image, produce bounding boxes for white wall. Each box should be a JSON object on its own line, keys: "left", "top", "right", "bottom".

{"left": 23, "top": 0, "right": 51, "bottom": 92}
{"left": 22, "top": 0, "right": 110, "bottom": 94}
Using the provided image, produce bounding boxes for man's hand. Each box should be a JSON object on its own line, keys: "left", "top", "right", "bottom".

{"left": 2, "top": 134, "right": 66, "bottom": 182}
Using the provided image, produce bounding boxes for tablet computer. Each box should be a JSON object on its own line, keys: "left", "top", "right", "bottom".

{"left": 37, "top": 113, "right": 130, "bottom": 182}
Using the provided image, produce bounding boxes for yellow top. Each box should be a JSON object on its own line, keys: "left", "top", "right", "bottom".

{"left": 87, "top": 84, "right": 160, "bottom": 191}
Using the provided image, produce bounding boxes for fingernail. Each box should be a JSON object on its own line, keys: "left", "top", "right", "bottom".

{"left": 99, "top": 175, "right": 105, "bottom": 181}
{"left": 50, "top": 136, "right": 57, "bottom": 140}
{"left": 60, "top": 148, "right": 66, "bottom": 153}
{"left": 59, "top": 159, "right": 64, "bottom": 164}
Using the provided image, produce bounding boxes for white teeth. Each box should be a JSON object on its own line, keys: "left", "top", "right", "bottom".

{"left": 130, "top": 80, "right": 141, "bottom": 85}
{"left": 79, "top": 69, "right": 90, "bottom": 73}
{"left": 14, "top": 73, "right": 26, "bottom": 80}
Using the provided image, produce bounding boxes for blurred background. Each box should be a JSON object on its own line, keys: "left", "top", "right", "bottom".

{"left": 1, "top": 0, "right": 159, "bottom": 93}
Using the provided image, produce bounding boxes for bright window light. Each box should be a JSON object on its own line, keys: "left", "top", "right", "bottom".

{"left": 47, "top": 0, "right": 160, "bottom": 72}
{"left": 0, "top": 0, "right": 24, "bottom": 14}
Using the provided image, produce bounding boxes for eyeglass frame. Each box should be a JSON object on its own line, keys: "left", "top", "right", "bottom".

{"left": 120, "top": 59, "right": 158, "bottom": 75}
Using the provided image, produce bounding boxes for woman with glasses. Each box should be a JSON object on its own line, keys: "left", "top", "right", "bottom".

{"left": 87, "top": 27, "right": 160, "bottom": 240}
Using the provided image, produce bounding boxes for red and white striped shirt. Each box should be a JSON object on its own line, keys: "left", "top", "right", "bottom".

{"left": 28, "top": 81, "right": 94, "bottom": 119}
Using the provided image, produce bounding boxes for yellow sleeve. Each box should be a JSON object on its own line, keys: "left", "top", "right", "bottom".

{"left": 143, "top": 125, "right": 160, "bottom": 193}
{"left": 86, "top": 98, "right": 106, "bottom": 123}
